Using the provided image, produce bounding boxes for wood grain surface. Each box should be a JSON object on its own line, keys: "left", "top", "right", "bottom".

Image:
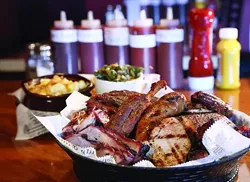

{"left": 1, "top": 79, "right": 250, "bottom": 181}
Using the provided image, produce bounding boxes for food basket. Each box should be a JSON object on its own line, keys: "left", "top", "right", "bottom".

{"left": 35, "top": 84, "right": 250, "bottom": 182}
{"left": 49, "top": 109, "right": 249, "bottom": 182}
{"left": 58, "top": 140, "right": 248, "bottom": 182}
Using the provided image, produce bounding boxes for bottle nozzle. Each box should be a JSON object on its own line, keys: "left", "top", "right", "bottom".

{"left": 81, "top": 10, "right": 101, "bottom": 28}
{"left": 88, "top": 11, "right": 94, "bottom": 20}
{"left": 114, "top": 8, "right": 124, "bottom": 20}
{"left": 140, "top": 10, "right": 147, "bottom": 20}
{"left": 167, "top": 7, "right": 173, "bottom": 20}
{"left": 60, "top": 11, "right": 67, "bottom": 21}
{"left": 54, "top": 10, "right": 74, "bottom": 28}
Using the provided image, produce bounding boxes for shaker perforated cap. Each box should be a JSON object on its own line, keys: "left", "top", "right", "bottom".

{"left": 81, "top": 11, "right": 101, "bottom": 28}
{"left": 134, "top": 10, "right": 153, "bottom": 27}
{"left": 219, "top": 28, "right": 238, "bottom": 39}
{"left": 54, "top": 11, "right": 74, "bottom": 28}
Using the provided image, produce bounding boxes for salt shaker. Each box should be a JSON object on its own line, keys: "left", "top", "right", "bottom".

{"left": 25, "top": 43, "right": 40, "bottom": 79}
{"left": 36, "top": 44, "right": 54, "bottom": 77}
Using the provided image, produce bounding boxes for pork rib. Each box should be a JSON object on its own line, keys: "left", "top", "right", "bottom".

{"left": 105, "top": 128, "right": 150, "bottom": 162}
{"left": 86, "top": 90, "right": 142, "bottom": 116}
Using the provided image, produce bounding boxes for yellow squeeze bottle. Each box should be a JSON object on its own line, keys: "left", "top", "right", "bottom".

{"left": 216, "top": 28, "right": 241, "bottom": 89}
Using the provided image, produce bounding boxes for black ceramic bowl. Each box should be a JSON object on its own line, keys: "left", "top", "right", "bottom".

{"left": 21, "top": 74, "right": 94, "bottom": 112}
{"left": 56, "top": 139, "right": 248, "bottom": 182}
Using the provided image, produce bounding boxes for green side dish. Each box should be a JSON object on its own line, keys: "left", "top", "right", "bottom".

{"left": 94, "top": 63, "right": 143, "bottom": 82}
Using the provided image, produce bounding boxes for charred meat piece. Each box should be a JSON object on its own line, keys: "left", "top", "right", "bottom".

{"left": 105, "top": 128, "right": 150, "bottom": 162}
{"left": 66, "top": 135, "right": 96, "bottom": 148}
{"left": 62, "top": 109, "right": 110, "bottom": 138}
{"left": 107, "top": 80, "right": 167, "bottom": 136}
{"left": 177, "top": 113, "right": 235, "bottom": 144}
{"left": 62, "top": 110, "right": 90, "bottom": 138}
{"left": 86, "top": 90, "right": 142, "bottom": 116}
{"left": 66, "top": 125, "right": 149, "bottom": 165}
{"left": 136, "top": 92, "right": 186, "bottom": 141}
{"left": 146, "top": 117, "right": 191, "bottom": 167}
{"left": 191, "top": 91, "right": 233, "bottom": 118}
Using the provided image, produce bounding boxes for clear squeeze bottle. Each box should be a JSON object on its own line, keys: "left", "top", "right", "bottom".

{"left": 156, "top": 7, "right": 184, "bottom": 89}
{"left": 104, "top": 8, "right": 129, "bottom": 65}
{"left": 51, "top": 11, "right": 78, "bottom": 74}
{"left": 78, "top": 11, "right": 104, "bottom": 73}
{"left": 188, "top": 8, "right": 214, "bottom": 90}
{"left": 130, "top": 10, "right": 156, "bottom": 73}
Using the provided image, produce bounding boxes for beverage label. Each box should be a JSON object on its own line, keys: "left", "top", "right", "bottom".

{"left": 130, "top": 34, "right": 156, "bottom": 48}
{"left": 104, "top": 27, "right": 129, "bottom": 46}
{"left": 51, "top": 29, "right": 77, "bottom": 43}
{"left": 78, "top": 29, "right": 103, "bottom": 43}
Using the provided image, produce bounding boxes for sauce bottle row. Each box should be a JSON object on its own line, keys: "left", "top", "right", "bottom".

{"left": 51, "top": 8, "right": 184, "bottom": 89}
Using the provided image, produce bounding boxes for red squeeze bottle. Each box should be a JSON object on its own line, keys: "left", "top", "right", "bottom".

{"left": 130, "top": 10, "right": 156, "bottom": 73}
{"left": 78, "top": 11, "right": 104, "bottom": 74}
{"left": 104, "top": 8, "right": 129, "bottom": 65}
{"left": 188, "top": 8, "right": 214, "bottom": 90}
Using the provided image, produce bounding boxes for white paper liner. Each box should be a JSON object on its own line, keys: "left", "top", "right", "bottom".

{"left": 133, "top": 160, "right": 155, "bottom": 168}
{"left": 10, "top": 88, "right": 58, "bottom": 140}
{"left": 175, "top": 120, "right": 250, "bottom": 167}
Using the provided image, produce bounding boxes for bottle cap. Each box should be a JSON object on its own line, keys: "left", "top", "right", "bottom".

{"left": 160, "top": 7, "right": 180, "bottom": 26}
{"left": 134, "top": 10, "right": 153, "bottom": 27}
{"left": 54, "top": 11, "right": 74, "bottom": 29}
{"left": 188, "top": 76, "right": 214, "bottom": 91}
{"left": 39, "top": 44, "right": 51, "bottom": 56}
{"left": 219, "top": 28, "right": 238, "bottom": 39}
{"left": 107, "top": 8, "right": 127, "bottom": 27}
{"left": 81, "top": 11, "right": 101, "bottom": 28}
{"left": 39, "top": 44, "right": 51, "bottom": 51}
{"left": 27, "top": 43, "right": 40, "bottom": 55}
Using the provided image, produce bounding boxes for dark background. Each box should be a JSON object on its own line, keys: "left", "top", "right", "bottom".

{"left": 0, "top": 0, "right": 249, "bottom": 79}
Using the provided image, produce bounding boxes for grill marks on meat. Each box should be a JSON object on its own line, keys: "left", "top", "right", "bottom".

{"left": 107, "top": 80, "right": 167, "bottom": 136}
{"left": 86, "top": 90, "right": 142, "bottom": 115}
{"left": 136, "top": 92, "right": 186, "bottom": 141}
{"left": 146, "top": 117, "right": 191, "bottom": 167}
{"left": 65, "top": 125, "right": 149, "bottom": 165}
{"left": 177, "top": 113, "right": 237, "bottom": 143}
{"left": 191, "top": 91, "right": 233, "bottom": 118}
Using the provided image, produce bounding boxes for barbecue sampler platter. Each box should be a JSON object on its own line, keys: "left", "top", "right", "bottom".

{"left": 37, "top": 80, "right": 250, "bottom": 181}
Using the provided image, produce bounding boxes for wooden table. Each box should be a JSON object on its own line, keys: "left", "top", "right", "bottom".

{"left": 1, "top": 79, "right": 250, "bottom": 181}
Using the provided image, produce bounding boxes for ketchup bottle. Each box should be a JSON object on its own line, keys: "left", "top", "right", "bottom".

{"left": 156, "top": 7, "right": 184, "bottom": 89}
{"left": 51, "top": 11, "right": 78, "bottom": 74}
{"left": 104, "top": 8, "right": 129, "bottom": 65}
{"left": 78, "top": 11, "right": 104, "bottom": 73}
{"left": 130, "top": 10, "right": 156, "bottom": 73}
{"left": 188, "top": 8, "right": 214, "bottom": 90}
